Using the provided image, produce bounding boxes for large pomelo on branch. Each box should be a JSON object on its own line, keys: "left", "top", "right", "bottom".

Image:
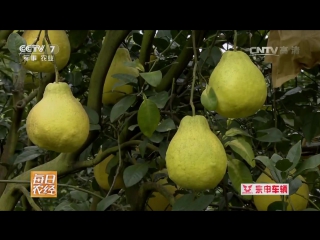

{"left": 21, "top": 30, "right": 71, "bottom": 73}
{"left": 166, "top": 115, "right": 228, "bottom": 191}
{"left": 207, "top": 50, "right": 267, "bottom": 118}
{"left": 26, "top": 82, "right": 90, "bottom": 153}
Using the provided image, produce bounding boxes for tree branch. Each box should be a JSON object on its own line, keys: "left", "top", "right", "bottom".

{"left": 14, "top": 185, "right": 42, "bottom": 211}
{"left": 139, "top": 30, "right": 156, "bottom": 75}
{"left": 0, "top": 68, "right": 27, "bottom": 195}
{"left": 155, "top": 30, "right": 208, "bottom": 92}
{"left": 73, "top": 30, "right": 132, "bottom": 156}
{"left": 0, "top": 140, "right": 158, "bottom": 210}
{"left": 74, "top": 140, "right": 158, "bottom": 169}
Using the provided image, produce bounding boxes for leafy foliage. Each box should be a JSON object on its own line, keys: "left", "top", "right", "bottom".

{"left": 0, "top": 30, "right": 320, "bottom": 211}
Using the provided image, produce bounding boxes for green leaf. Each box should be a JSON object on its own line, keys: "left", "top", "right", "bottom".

{"left": 300, "top": 112, "right": 320, "bottom": 142}
{"left": 70, "top": 190, "right": 88, "bottom": 202}
{"left": 106, "top": 155, "right": 119, "bottom": 174}
{"left": 137, "top": 99, "right": 160, "bottom": 137}
{"left": 128, "top": 124, "right": 138, "bottom": 131}
{"left": 110, "top": 95, "right": 136, "bottom": 123}
{"left": 267, "top": 201, "right": 288, "bottom": 211}
{"left": 255, "top": 156, "right": 274, "bottom": 170}
{"left": 149, "top": 132, "right": 164, "bottom": 143}
{"left": 83, "top": 106, "right": 99, "bottom": 124}
{"left": 293, "top": 154, "right": 320, "bottom": 177}
{"left": 111, "top": 74, "right": 138, "bottom": 90}
{"left": 200, "top": 84, "right": 217, "bottom": 111}
{"left": 96, "top": 194, "right": 120, "bottom": 211}
{"left": 7, "top": 33, "right": 26, "bottom": 58}
{"left": 227, "top": 136, "right": 255, "bottom": 167}
{"left": 156, "top": 30, "right": 172, "bottom": 39}
{"left": 140, "top": 70, "right": 162, "bottom": 87}
{"left": 271, "top": 153, "right": 283, "bottom": 164}
{"left": 225, "top": 128, "right": 252, "bottom": 138}
{"left": 188, "top": 194, "right": 215, "bottom": 211}
{"left": 72, "top": 202, "right": 90, "bottom": 211}
{"left": 90, "top": 124, "right": 101, "bottom": 131}
{"left": 159, "top": 141, "right": 169, "bottom": 159}
{"left": 123, "top": 163, "right": 149, "bottom": 187}
{"left": 288, "top": 177, "right": 302, "bottom": 196}
{"left": 79, "top": 144, "right": 92, "bottom": 161}
{"left": 68, "top": 30, "right": 88, "bottom": 49}
{"left": 156, "top": 118, "right": 176, "bottom": 132}
{"left": 227, "top": 159, "right": 253, "bottom": 200}
{"left": 256, "top": 128, "right": 285, "bottom": 142}
{"left": 286, "top": 140, "right": 301, "bottom": 171}
{"left": 153, "top": 38, "right": 170, "bottom": 52}
{"left": 275, "top": 159, "right": 293, "bottom": 172}
{"left": 123, "top": 59, "right": 145, "bottom": 72}
{"left": 255, "top": 155, "right": 282, "bottom": 182}
{"left": 199, "top": 46, "right": 222, "bottom": 66}
{"left": 172, "top": 194, "right": 195, "bottom": 211}
{"left": 139, "top": 138, "right": 149, "bottom": 158}
{"left": 55, "top": 201, "right": 74, "bottom": 211}
{"left": 149, "top": 91, "right": 169, "bottom": 109}
{"left": 66, "top": 71, "right": 83, "bottom": 86}
{"left": 14, "top": 147, "right": 44, "bottom": 164}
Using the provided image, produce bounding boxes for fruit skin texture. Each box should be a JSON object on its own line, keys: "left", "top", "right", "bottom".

{"left": 94, "top": 153, "right": 125, "bottom": 191}
{"left": 166, "top": 115, "right": 228, "bottom": 191}
{"left": 253, "top": 168, "right": 309, "bottom": 211}
{"left": 22, "top": 30, "right": 71, "bottom": 73}
{"left": 208, "top": 51, "right": 267, "bottom": 118}
{"left": 102, "top": 48, "right": 139, "bottom": 105}
{"left": 26, "top": 82, "right": 90, "bottom": 153}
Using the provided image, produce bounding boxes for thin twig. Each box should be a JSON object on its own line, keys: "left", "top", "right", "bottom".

{"left": 149, "top": 30, "right": 183, "bottom": 72}
{"left": 105, "top": 135, "right": 123, "bottom": 198}
{"left": 190, "top": 30, "right": 198, "bottom": 116}
{"left": 233, "top": 30, "right": 238, "bottom": 51}
{"left": 14, "top": 185, "right": 42, "bottom": 211}
{"left": 44, "top": 30, "right": 59, "bottom": 83}
{"left": 16, "top": 88, "right": 39, "bottom": 108}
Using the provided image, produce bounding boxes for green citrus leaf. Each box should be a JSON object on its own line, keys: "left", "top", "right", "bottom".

{"left": 227, "top": 159, "right": 253, "bottom": 200}
{"left": 200, "top": 84, "right": 217, "bottom": 111}
{"left": 140, "top": 70, "right": 162, "bottom": 87}
{"left": 110, "top": 95, "right": 136, "bottom": 123}
{"left": 123, "top": 163, "right": 149, "bottom": 187}
{"left": 137, "top": 99, "right": 160, "bottom": 137}
{"left": 96, "top": 194, "right": 120, "bottom": 211}
{"left": 226, "top": 136, "right": 255, "bottom": 167}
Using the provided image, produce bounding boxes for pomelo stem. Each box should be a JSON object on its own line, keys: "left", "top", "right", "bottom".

{"left": 190, "top": 30, "right": 198, "bottom": 117}
{"left": 233, "top": 30, "right": 238, "bottom": 51}
{"left": 44, "top": 30, "right": 59, "bottom": 83}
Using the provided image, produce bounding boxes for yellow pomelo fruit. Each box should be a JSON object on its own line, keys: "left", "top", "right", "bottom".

{"left": 253, "top": 168, "right": 309, "bottom": 211}
{"left": 26, "top": 82, "right": 90, "bottom": 153}
{"left": 146, "top": 169, "right": 181, "bottom": 211}
{"left": 208, "top": 51, "right": 267, "bottom": 118}
{"left": 21, "top": 30, "right": 71, "bottom": 73}
{"left": 94, "top": 153, "right": 125, "bottom": 191}
{"left": 24, "top": 73, "right": 40, "bottom": 91}
{"left": 166, "top": 115, "right": 227, "bottom": 191}
{"left": 102, "top": 48, "right": 139, "bottom": 105}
